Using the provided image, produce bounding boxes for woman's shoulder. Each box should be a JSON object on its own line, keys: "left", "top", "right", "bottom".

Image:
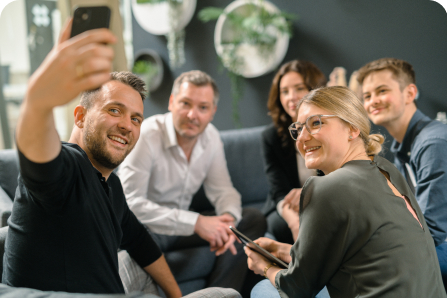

{"left": 299, "top": 174, "right": 352, "bottom": 219}
{"left": 373, "top": 155, "right": 400, "bottom": 175}
{"left": 301, "top": 161, "right": 373, "bottom": 205}
{"left": 302, "top": 172, "right": 346, "bottom": 197}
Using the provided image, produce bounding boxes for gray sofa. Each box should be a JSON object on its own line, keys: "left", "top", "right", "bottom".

{"left": 0, "top": 149, "right": 17, "bottom": 227}
{"left": 0, "top": 125, "right": 270, "bottom": 296}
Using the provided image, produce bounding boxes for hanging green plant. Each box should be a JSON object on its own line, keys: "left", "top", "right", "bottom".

{"left": 135, "top": 0, "right": 186, "bottom": 69}
{"left": 166, "top": 0, "right": 186, "bottom": 68}
{"left": 132, "top": 60, "right": 159, "bottom": 99}
{"left": 199, "top": 0, "right": 296, "bottom": 128}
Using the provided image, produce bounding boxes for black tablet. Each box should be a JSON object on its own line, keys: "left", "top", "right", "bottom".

{"left": 230, "top": 226, "right": 288, "bottom": 269}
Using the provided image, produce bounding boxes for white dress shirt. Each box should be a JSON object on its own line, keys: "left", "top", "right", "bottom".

{"left": 117, "top": 113, "right": 242, "bottom": 236}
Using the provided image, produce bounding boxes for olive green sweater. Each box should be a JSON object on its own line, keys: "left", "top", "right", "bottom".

{"left": 275, "top": 156, "right": 444, "bottom": 298}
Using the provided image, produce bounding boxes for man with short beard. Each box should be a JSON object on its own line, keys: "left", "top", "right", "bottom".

{"left": 2, "top": 21, "right": 240, "bottom": 298}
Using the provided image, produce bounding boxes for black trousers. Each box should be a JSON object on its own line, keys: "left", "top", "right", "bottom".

{"left": 150, "top": 207, "right": 267, "bottom": 293}
{"left": 266, "top": 210, "right": 295, "bottom": 245}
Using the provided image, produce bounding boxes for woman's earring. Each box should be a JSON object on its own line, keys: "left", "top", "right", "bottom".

{"left": 349, "top": 136, "right": 353, "bottom": 140}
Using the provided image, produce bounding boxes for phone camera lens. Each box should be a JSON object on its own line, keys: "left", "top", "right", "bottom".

{"left": 82, "top": 13, "right": 88, "bottom": 20}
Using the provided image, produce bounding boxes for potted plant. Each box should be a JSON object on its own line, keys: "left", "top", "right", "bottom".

{"left": 133, "top": 0, "right": 196, "bottom": 69}
{"left": 132, "top": 49, "right": 164, "bottom": 98}
{"left": 199, "top": 0, "right": 296, "bottom": 127}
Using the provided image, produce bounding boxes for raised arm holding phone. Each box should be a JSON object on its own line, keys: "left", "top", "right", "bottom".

{"left": 2, "top": 18, "right": 188, "bottom": 298}
{"left": 16, "top": 20, "right": 115, "bottom": 162}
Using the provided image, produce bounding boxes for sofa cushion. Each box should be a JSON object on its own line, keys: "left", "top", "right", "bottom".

{"left": 0, "top": 150, "right": 19, "bottom": 200}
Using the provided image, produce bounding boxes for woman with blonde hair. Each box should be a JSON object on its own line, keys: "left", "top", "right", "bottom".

{"left": 247, "top": 86, "right": 445, "bottom": 297}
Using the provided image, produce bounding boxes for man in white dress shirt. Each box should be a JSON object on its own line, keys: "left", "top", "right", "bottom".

{"left": 118, "top": 70, "right": 266, "bottom": 292}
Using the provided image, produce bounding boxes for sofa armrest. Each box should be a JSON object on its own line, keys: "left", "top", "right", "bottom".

{"left": 0, "top": 149, "right": 19, "bottom": 200}
{"left": 0, "top": 187, "right": 12, "bottom": 227}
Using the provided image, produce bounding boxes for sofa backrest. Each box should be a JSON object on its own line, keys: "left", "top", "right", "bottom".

{"left": 0, "top": 150, "right": 19, "bottom": 201}
{"left": 189, "top": 126, "right": 269, "bottom": 212}
{"left": 1, "top": 125, "right": 271, "bottom": 211}
{"left": 220, "top": 126, "right": 269, "bottom": 208}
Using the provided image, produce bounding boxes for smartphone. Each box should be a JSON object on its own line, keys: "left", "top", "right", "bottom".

{"left": 70, "top": 6, "right": 111, "bottom": 38}
{"left": 230, "top": 226, "right": 288, "bottom": 269}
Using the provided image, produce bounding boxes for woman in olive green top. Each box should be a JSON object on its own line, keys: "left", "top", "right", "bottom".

{"left": 245, "top": 86, "right": 445, "bottom": 298}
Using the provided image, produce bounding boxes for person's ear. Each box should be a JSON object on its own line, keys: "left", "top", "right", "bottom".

{"left": 348, "top": 125, "right": 361, "bottom": 141}
{"left": 74, "top": 105, "right": 87, "bottom": 128}
{"left": 404, "top": 83, "right": 418, "bottom": 105}
{"left": 210, "top": 104, "right": 217, "bottom": 121}
{"left": 168, "top": 94, "right": 174, "bottom": 111}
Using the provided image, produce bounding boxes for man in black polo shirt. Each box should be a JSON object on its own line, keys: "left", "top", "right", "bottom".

{"left": 1, "top": 21, "right": 182, "bottom": 296}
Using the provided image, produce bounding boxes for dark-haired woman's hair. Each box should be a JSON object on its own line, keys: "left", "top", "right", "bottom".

{"left": 267, "top": 60, "right": 327, "bottom": 153}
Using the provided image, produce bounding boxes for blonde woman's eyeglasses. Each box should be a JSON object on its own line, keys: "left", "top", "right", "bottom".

{"left": 288, "top": 115, "right": 341, "bottom": 140}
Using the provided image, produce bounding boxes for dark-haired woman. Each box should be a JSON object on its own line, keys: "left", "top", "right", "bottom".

{"left": 262, "top": 60, "right": 327, "bottom": 244}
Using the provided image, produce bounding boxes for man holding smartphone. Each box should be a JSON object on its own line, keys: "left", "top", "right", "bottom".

{"left": 1, "top": 19, "right": 239, "bottom": 298}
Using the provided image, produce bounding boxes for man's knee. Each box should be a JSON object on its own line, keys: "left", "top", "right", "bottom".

{"left": 183, "top": 287, "right": 242, "bottom": 298}
{"left": 118, "top": 251, "right": 158, "bottom": 295}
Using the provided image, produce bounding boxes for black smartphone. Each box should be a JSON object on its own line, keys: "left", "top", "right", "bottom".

{"left": 230, "top": 226, "right": 288, "bottom": 269}
{"left": 70, "top": 6, "right": 111, "bottom": 38}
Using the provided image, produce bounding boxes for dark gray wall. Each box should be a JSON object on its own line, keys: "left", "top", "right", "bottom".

{"left": 132, "top": 0, "right": 446, "bottom": 153}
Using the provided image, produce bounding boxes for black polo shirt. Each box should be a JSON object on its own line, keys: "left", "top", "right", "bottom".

{"left": 3, "top": 143, "right": 161, "bottom": 294}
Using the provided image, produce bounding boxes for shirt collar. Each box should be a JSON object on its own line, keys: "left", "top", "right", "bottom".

{"left": 164, "top": 112, "right": 178, "bottom": 149}
{"left": 390, "top": 109, "right": 427, "bottom": 160}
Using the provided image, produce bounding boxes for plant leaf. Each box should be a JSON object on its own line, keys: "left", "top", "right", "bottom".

{"left": 198, "top": 7, "right": 225, "bottom": 22}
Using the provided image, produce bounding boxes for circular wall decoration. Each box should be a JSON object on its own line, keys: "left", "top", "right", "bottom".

{"left": 214, "top": 0, "right": 290, "bottom": 78}
{"left": 133, "top": 49, "right": 164, "bottom": 92}
{"left": 132, "top": 0, "right": 197, "bottom": 35}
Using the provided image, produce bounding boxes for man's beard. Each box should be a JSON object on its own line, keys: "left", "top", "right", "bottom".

{"left": 83, "top": 119, "right": 131, "bottom": 170}
{"left": 176, "top": 119, "right": 201, "bottom": 139}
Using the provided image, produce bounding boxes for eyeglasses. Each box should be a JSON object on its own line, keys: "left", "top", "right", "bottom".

{"left": 288, "top": 115, "right": 340, "bottom": 140}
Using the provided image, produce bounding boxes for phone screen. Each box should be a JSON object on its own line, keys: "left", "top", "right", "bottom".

{"left": 70, "top": 6, "right": 111, "bottom": 38}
